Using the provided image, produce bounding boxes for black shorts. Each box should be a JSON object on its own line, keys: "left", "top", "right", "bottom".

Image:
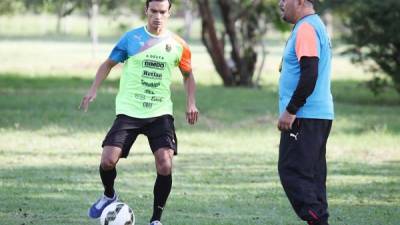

{"left": 102, "top": 114, "right": 177, "bottom": 158}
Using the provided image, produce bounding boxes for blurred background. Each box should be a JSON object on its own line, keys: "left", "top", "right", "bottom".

{"left": 0, "top": 0, "right": 399, "bottom": 225}
{"left": 0, "top": 0, "right": 399, "bottom": 91}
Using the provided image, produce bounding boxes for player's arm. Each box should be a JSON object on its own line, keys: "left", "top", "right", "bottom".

{"left": 278, "top": 23, "right": 319, "bottom": 131}
{"left": 79, "top": 59, "right": 118, "bottom": 112}
{"left": 80, "top": 32, "right": 128, "bottom": 112}
{"left": 176, "top": 35, "right": 199, "bottom": 125}
{"left": 182, "top": 70, "right": 199, "bottom": 125}
{"left": 286, "top": 57, "right": 319, "bottom": 114}
{"left": 278, "top": 57, "right": 318, "bottom": 131}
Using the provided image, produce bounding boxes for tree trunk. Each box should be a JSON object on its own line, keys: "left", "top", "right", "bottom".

{"left": 254, "top": 39, "right": 267, "bottom": 88}
{"left": 197, "top": 0, "right": 269, "bottom": 87}
{"left": 217, "top": 0, "right": 242, "bottom": 84}
{"left": 240, "top": 21, "right": 257, "bottom": 86}
{"left": 89, "top": 0, "right": 99, "bottom": 58}
{"left": 55, "top": 0, "right": 78, "bottom": 34}
{"left": 56, "top": 2, "right": 64, "bottom": 34}
{"left": 183, "top": 0, "right": 193, "bottom": 41}
{"left": 218, "top": 0, "right": 256, "bottom": 86}
{"left": 197, "top": 0, "right": 233, "bottom": 86}
{"left": 323, "top": 10, "right": 333, "bottom": 39}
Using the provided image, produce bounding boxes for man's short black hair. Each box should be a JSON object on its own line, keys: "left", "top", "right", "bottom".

{"left": 146, "top": 0, "right": 172, "bottom": 9}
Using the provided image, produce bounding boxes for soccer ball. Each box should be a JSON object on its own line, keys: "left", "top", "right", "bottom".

{"left": 100, "top": 202, "right": 135, "bottom": 225}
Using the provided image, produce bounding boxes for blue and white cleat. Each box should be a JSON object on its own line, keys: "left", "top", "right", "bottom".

{"left": 88, "top": 194, "right": 118, "bottom": 219}
{"left": 149, "top": 220, "right": 162, "bottom": 225}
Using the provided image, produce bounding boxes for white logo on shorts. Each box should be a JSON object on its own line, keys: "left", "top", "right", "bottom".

{"left": 290, "top": 132, "right": 299, "bottom": 141}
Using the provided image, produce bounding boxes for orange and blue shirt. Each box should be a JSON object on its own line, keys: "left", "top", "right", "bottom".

{"left": 109, "top": 26, "right": 192, "bottom": 118}
{"left": 279, "top": 14, "right": 334, "bottom": 120}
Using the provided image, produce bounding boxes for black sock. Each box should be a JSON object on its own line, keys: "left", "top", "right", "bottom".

{"left": 150, "top": 174, "right": 172, "bottom": 222}
{"left": 99, "top": 165, "right": 116, "bottom": 198}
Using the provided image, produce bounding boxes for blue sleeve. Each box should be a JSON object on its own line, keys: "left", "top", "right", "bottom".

{"left": 109, "top": 33, "right": 128, "bottom": 63}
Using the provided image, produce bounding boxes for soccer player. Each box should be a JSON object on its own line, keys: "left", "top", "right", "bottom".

{"left": 80, "top": 0, "right": 198, "bottom": 224}
{"left": 277, "top": 0, "right": 334, "bottom": 225}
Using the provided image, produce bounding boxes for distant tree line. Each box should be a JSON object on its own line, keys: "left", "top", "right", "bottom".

{"left": 1, "top": 0, "right": 399, "bottom": 93}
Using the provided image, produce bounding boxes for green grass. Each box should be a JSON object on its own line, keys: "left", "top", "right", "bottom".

{"left": 0, "top": 71, "right": 399, "bottom": 225}
{"left": 0, "top": 17, "right": 400, "bottom": 224}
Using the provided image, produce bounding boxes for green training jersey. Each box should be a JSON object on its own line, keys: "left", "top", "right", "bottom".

{"left": 109, "top": 26, "right": 192, "bottom": 118}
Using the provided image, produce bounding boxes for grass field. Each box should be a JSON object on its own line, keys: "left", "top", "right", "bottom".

{"left": 1, "top": 15, "right": 400, "bottom": 225}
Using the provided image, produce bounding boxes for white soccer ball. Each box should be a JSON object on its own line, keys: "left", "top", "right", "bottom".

{"left": 100, "top": 202, "right": 135, "bottom": 225}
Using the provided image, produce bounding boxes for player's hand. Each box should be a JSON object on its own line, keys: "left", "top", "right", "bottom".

{"left": 186, "top": 104, "right": 199, "bottom": 125}
{"left": 277, "top": 110, "right": 296, "bottom": 131}
{"left": 79, "top": 89, "right": 97, "bottom": 112}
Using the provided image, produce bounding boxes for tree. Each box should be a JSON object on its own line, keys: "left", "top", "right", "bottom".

{"left": 88, "top": 0, "right": 99, "bottom": 57}
{"left": 183, "top": 0, "right": 194, "bottom": 41}
{"left": 196, "top": 0, "right": 281, "bottom": 87}
{"left": 54, "top": 0, "right": 79, "bottom": 33}
{"left": 22, "top": 0, "right": 80, "bottom": 33}
{"left": 0, "top": 0, "right": 13, "bottom": 15}
{"left": 342, "top": 0, "right": 400, "bottom": 94}
{"left": 0, "top": 1, "right": 23, "bottom": 35}
{"left": 0, "top": 0, "right": 22, "bottom": 15}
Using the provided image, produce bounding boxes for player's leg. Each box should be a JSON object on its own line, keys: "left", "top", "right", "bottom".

{"left": 144, "top": 115, "right": 177, "bottom": 224}
{"left": 88, "top": 146, "right": 122, "bottom": 219}
{"left": 278, "top": 119, "right": 328, "bottom": 224}
{"left": 100, "top": 146, "right": 123, "bottom": 198}
{"left": 313, "top": 146, "right": 328, "bottom": 224}
{"left": 154, "top": 147, "right": 174, "bottom": 175}
{"left": 151, "top": 148, "right": 174, "bottom": 223}
{"left": 88, "top": 115, "right": 139, "bottom": 219}
{"left": 313, "top": 120, "right": 332, "bottom": 225}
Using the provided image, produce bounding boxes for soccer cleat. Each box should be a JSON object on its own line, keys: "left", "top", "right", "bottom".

{"left": 88, "top": 193, "right": 118, "bottom": 219}
{"left": 149, "top": 220, "right": 162, "bottom": 225}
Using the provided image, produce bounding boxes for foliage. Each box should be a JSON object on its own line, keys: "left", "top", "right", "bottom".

{"left": 0, "top": 0, "right": 23, "bottom": 15}
{"left": 196, "top": 0, "right": 281, "bottom": 87}
{"left": 341, "top": 0, "right": 400, "bottom": 94}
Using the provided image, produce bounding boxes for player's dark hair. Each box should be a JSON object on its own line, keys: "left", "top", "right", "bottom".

{"left": 146, "top": 0, "right": 172, "bottom": 10}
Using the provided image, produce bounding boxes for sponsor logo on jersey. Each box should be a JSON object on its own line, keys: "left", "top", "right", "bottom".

{"left": 143, "top": 70, "right": 162, "bottom": 80}
{"left": 151, "top": 96, "right": 163, "bottom": 102}
{"left": 134, "top": 93, "right": 146, "bottom": 100}
{"left": 143, "top": 60, "right": 166, "bottom": 70}
{"left": 146, "top": 54, "right": 164, "bottom": 60}
{"left": 166, "top": 44, "right": 171, "bottom": 52}
{"left": 141, "top": 79, "right": 161, "bottom": 88}
{"left": 143, "top": 102, "right": 153, "bottom": 108}
{"left": 145, "top": 89, "right": 155, "bottom": 95}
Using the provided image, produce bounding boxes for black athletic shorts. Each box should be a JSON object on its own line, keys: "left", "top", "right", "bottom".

{"left": 102, "top": 114, "right": 177, "bottom": 158}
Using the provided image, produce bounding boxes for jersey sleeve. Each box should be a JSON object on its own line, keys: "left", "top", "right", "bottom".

{"left": 295, "top": 22, "right": 319, "bottom": 61}
{"left": 109, "top": 33, "right": 128, "bottom": 63}
{"left": 173, "top": 35, "right": 192, "bottom": 75}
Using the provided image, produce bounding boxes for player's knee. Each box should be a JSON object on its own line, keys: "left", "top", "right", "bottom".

{"left": 156, "top": 159, "right": 172, "bottom": 175}
{"left": 101, "top": 157, "right": 117, "bottom": 170}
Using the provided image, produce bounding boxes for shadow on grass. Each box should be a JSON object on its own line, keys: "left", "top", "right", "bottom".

{"left": 1, "top": 74, "right": 400, "bottom": 134}
{"left": 0, "top": 153, "right": 399, "bottom": 225}
{"left": 332, "top": 79, "right": 400, "bottom": 106}
{"left": 328, "top": 160, "right": 400, "bottom": 224}
{"left": 329, "top": 160, "right": 400, "bottom": 177}
{"left": 0, "top": 74, "right": 278, "bottom": 133}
